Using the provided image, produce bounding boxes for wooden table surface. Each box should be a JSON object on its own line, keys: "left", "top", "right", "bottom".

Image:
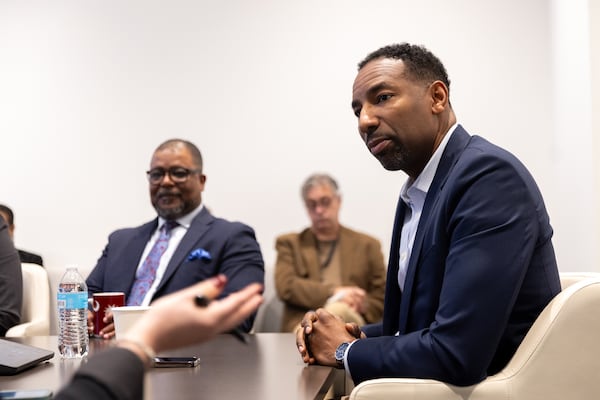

{"left": 0, "top": 333, "right": 339, "bottom": 400}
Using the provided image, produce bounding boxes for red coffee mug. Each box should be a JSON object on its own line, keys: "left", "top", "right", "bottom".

{"left": 89, "top": 292, "right": 125, "bottom": 336}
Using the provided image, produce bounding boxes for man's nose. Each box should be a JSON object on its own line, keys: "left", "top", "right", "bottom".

{"left": 358, "top": 105, "right": 379, "bottom": 136}
{"left": 314, "top": 204, "right": 326, "bottom": 213}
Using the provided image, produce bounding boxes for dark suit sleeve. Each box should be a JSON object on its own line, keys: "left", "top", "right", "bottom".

{"left": 86, "top": 238, "right": 111, "bottom": 295}
{"left": 348, "top": 149, "right": 558, "bottom": 386}
{"left": 86, "top": 229, "right": 135, "bottom": 295}
{"left": 0, "top": 220, "right": 22, "bottom": 336}
{"left": 54, "top": 348, "right": 145, "bottom": 400}
{"left": 215, "top": 222, "right": 264, "bottom": 332}
{"left": 361, "top": 322, "right": 383, "bottom": 337}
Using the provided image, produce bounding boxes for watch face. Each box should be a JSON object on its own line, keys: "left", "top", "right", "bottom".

{"left": 335, "top": 342, "right": 349, "bottom": 362}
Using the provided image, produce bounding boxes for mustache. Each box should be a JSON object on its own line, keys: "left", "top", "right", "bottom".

{"left": 156, "top": 189, "right": 181, "bottom": 197}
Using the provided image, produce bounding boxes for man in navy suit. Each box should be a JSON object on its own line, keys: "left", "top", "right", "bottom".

{"left": 86, "top": 139, "right": 264, "bottom": 337}
{"left": 296, "top": 43, "right": 560, "bottom": 387}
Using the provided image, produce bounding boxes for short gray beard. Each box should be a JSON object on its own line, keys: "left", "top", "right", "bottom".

{"left": 155, "top": 204, "right": 185, "bottom": 220}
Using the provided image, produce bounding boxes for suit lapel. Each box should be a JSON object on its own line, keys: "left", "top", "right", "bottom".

{"left": 398, "top": 126, "right": 471, "bottom": 333}
{"left": 383, "top": 194, "right": 405, "bottom": 335}
{"left": 154, "top": 209, "right": 214, "bottom": 293}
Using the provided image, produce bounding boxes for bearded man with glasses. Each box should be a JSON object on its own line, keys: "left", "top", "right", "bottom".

{"left": 86, "top": 139, "right": 264, "bottom": 339}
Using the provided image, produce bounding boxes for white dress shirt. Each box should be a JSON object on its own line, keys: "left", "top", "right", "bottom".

{"left": 397, "top": 123, "right": 457, "bottom": 290}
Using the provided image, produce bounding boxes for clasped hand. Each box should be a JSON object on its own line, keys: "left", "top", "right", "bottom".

{"left": 87, "top": 310, "right": 116, "bottom": 339}
{"left": 295, "top": 308, "right": 365, "bottom": 367}
{"left": 332, "top": 286, "right": 368, "bottom": 314}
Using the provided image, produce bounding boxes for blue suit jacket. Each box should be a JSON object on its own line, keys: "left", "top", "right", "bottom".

{"left": 86, "top": 208, "right": 264, "bottom": 332}
{"left": 350, "top": 126, "right": 560, "bottom": 386}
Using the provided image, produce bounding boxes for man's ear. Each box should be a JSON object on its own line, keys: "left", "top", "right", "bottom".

{"left": 430, "top": 80, "right": 449, "bottom": 114}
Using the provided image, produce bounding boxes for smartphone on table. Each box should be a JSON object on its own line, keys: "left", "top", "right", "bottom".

{"left": 0, "top": 390, "right": 53, "bottom": 400}
{"left": 153, "top": 356, "right": 200, "bottom": 368}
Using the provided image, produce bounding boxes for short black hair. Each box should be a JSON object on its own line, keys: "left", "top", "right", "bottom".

{"left": 0, "top": 204, "right": 14, "bottom": 225}
{"left": 358, "top": 43, "right": 450, "bottom": 89}
{"left": 155, "top": 139, "right": 203, "bottom": 170}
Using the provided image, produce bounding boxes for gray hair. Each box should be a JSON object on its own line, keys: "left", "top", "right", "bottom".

{"left": 301, "top": 173, "right": 339, "bottom": 201}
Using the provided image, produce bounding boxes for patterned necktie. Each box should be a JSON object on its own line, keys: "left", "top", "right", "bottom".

{"left": 127, "top": 220, "right": 178, "bottom": 306}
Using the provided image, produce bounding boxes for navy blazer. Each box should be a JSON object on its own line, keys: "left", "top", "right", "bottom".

{"left": 86, "top": 208, "right": 265, "bottom": 332}
{"left": 350, "top": 126, "right": 560, "bottom": 386}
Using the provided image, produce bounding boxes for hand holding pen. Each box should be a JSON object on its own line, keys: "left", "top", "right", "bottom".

{"left": 120, "top": 275, "right": 263, "bottom": 363}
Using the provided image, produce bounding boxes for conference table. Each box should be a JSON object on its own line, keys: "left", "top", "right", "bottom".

{"left": 0, "top": 333, "right": 344, "bottom": 399}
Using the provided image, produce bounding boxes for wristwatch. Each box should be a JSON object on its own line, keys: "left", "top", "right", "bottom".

{"left": 334, "top": 342, "right": 350, "bottom": 369}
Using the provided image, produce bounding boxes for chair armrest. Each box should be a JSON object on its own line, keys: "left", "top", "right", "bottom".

{"left": 5, "top": 319, "right": 50, "bottom": 337}
{"left": 350, "top": 377, "right": 509, "bottom": 400}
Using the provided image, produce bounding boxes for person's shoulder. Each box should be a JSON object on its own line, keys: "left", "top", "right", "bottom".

{"left": 202, "top": 214, "right": 258, "bottom": 236}
{"left": 108, "top": 219, "right": 157, "bottom": 239}
{"left": 462, "top": 133, "right": 523, "bottom": 165}
{"left": 458, "top": 134, "right": 534, "bottom": 181}
{"left": 450, "top": 133, "right": 545, "bottom": 202}
{"left": 17, "top": 249, "right": 44, "bottom": 266}
{"left": 276, "top": 228, "right": 310, "bottom": 242}
{"left": 340, "top": 225, "right": 381, "bottom": 245}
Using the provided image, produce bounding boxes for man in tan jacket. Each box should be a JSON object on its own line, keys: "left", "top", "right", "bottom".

{"left": 274, "top": 173, "right": 386, "bottom": 332}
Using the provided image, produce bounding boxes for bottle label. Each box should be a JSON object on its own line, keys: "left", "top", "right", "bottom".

{"left": 57, "top": 292, "right": 88, "bottom": 309}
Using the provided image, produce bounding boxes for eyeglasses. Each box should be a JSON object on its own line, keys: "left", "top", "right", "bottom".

{"left": 305, "top": 196, "right": 337, "bottom": 212}
{"left": 146, "top": 167, "right": 201, "bottom": 185}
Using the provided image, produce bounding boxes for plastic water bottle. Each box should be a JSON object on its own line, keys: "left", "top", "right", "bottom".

{"left": 57, "top": 266, "right": 89, "bottom": 358}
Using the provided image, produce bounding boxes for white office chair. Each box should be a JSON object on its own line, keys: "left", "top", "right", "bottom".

{"left": 5, "top": 263, "right": 51, "bottom": 337}
{"left": 349, "top": 272, "right": 600, "bottom": 400}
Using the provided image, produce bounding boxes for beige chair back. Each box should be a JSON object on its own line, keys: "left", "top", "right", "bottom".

{"left": 350, "top": 273, "right": 600, "bottom": 400}
{"left": 5, "top": 263, "right": 51, "bottom": 337}
{"left": 560, "top": 271, "right": 600, "bottom": 289}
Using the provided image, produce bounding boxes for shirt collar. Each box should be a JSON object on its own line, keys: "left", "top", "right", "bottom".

{"left": 400, "top": 123, "right": 458, "bottom": 203}
{"left": 158, "top": 203, "right": 204, "bottom": 230}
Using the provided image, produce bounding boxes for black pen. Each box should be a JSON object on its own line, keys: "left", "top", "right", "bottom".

{"left": 194, "top": 294, "right": 248, "bottom": 344}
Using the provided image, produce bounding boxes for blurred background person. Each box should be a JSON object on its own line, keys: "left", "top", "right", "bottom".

{"left": 86, "top": 139, "right": 264, "bottom": 338}
{"left": 0, "top": 204, "right": 44, "bottom": 267}
{"left": 274, "top": 173, "right": 386, "bottom": 332}
{"left": 0, "top": 214, "right": 22, "bottom": 336}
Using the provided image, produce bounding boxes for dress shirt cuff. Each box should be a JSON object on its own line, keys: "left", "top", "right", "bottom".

{"left": 343, "top": 339, "right": 359, "bottom": 377}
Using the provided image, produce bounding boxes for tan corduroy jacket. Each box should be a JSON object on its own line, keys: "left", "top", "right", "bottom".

{"left": 274, "top": 226, "right": 386, "bottom": 332}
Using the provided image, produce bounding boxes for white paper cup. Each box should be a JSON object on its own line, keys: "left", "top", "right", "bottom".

{"left": 111, "top": 306, "right": 151, "bottom": 339}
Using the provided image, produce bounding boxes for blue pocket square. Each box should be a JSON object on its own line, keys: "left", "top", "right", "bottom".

{"left": 187, "top": 248, "right": 212, "bottom": 262}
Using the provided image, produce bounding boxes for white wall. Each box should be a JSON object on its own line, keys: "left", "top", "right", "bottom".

{"left": 1, "top": 0, "right": 598, "bottom": 318}
{"left": 590, "top": 0, "right": 600, "bottom": 268}
{"left": 549, "top": 0, "right": 598, "bottom": 275}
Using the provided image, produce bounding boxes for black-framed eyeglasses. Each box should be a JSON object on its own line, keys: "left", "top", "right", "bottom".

{"left": 146, "top": 167, "right": 202, "bottom": 185}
